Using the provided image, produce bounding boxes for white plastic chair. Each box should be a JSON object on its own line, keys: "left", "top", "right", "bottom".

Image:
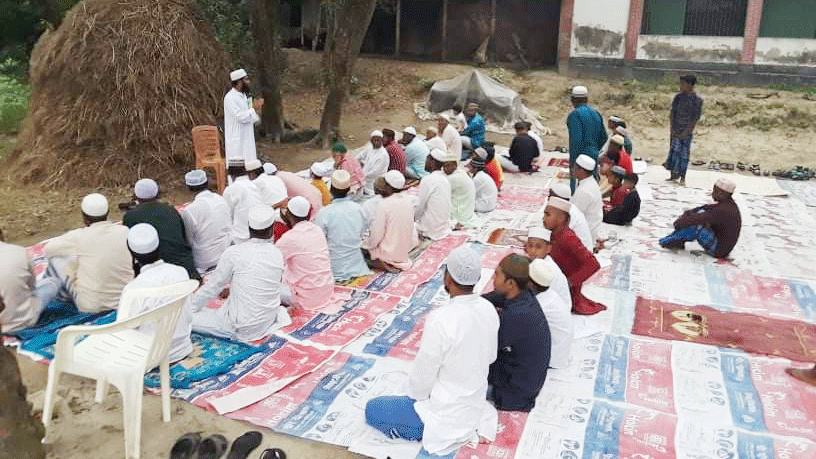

{"left": 41, "top": 280, "right": 199, "bottom": 459}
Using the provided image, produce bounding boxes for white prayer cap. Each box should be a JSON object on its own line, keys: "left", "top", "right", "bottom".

{"left": 429, "top": 148, "right": 447, "bottom": 162}
{"left": 81, "top": 193, "right": 108, "bottom": 217}
{"left": 550, "top": 183, "right": 571, "bottom": 200}
{"left": 576, "top": 154, "right": 596, "bottom": 171}
{"left": 615, "top": 126, "right": 628, "bottom": 136}
{"left": 403, "top": 126, "right": 417, "bottom": 136}
{"left": 245, "top": 159, "right": 262, "bottom": 172}
{"left": 263, "top": 163, "right": 278, "bottom": 175}
{"left": 474, "top": 147, "right": 488, "bottom": 160}
{"left": 384, "top": 170, "right": 405, "bottom": 190}
{"left": 185, "top": 169, "right": 208, "bottom": 187}
{"left": 287, "top": 196, "right": 311, "bottom": 218}
{"left": 571, "top": 85, "right": 588, "bottom": 97}
{"left": 331, "top": 170, "right": 351, "bottom": 190}
{"left": 611, "top": 165, "right": 627, "bottom": 176}
{"left": 370, "top": 130, "right": 383, "bottom": 138}
{"left": 248, "top": 204, "right": 276, "bottom": 230}
{"left": 445, "top": 244, "right": 482, "bottom": 286}
{"left": 426, "top": 126, "right": 439, "bottom": 135}
{"left": 134, "top": 178, "right": 159, "bottom": 200}
{"left": 609, "top": 115, "right": 624, "bottom": 124}
{"left": 443, "top": 149, "right": 459, "bottom": 163}
{"left": 230, "top": 68, "right": 247, "bottom": 81}
{"left": 310, "top": 162, "right": 332, "bottom": 177}
{"left": 527, "top": 227, "right": 551, "bottom": 242}
{"left": 127, "top": 223, "right": 159, "bottom": 254}
{"left": 529, "top": 258, "right": 554, "bottom": 288}
{"left": 610, "top": 134, "right": 625, "bottom": 145}
{"left": 714, "top": 178, "right": 736, "bottom": 194}
{"left": 438, "top": 113, "right": 452, "bottom": 123}
{"left": 547, "top": 196, "right": 571, "bottom": 213}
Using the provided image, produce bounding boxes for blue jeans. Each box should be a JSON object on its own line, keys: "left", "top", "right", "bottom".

{"left": 660, "top": 224, "right": 718, "bottom": 256}
{"left": 666, "top": 135, "right": 693, "bottom": 178}
{"left": 365, "top": 396, "right": 424, "bottom": 441}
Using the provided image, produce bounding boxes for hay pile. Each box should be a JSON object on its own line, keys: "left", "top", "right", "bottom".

{"left": 13, "top": 0, "right": 230, "bottom": 187}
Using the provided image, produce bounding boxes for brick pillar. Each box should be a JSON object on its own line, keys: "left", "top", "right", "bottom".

{"left": 558, "top": 0, "right": 576, "bottom": 74}
{"left": 741, "top": 0, "right": 764, "bottom": 65}
{"left": 625, "top": 0, "right": 645, "bottom": 62}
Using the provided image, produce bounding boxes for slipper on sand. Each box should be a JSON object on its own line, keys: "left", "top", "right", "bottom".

{"left": 260, "top": 448, "right": 287, "bottom": 459}
{"left": 198, "top": 434, "right": 229, "bottom": 459}
{"left": 170, "top": 432, "right": 202, "bottom": 459}
{"left": 226, "top": 431, "right": 263, "bottom": 459}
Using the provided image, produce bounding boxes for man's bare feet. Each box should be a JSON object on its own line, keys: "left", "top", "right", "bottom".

{"left": 786, "top": 365, "right": 816, "bottom": 387}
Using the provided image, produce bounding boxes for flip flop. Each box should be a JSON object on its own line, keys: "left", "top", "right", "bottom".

{"left": 227, "top": 431, "right": 263, "bottom": 459}
{"left": 259, "top": 448, "right": 287, "bottom": 459}
{"left": 198, "top": 434, "right": 229, "bottom": 459}
{"left": 170, "top": 432, "right": 202, "bottom": 459}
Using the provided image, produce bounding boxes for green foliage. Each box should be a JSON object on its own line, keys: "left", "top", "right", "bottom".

{"left": 196, "top": 0, "right": 253, "bottom": 68}
{"left": 0, "top": 59, "right": 30, "bottom": 133}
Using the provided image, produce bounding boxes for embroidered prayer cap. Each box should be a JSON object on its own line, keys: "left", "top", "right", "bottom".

{"left": 331, "top": 170, "right": 351, "bottom": 190}
{"left": 615, "top": 126, "right": 628, "bottom": 136}
{"left": 263, "top": 163, "right": 278, "bottom": 175}
{"left": 384, "top": 170, "right": 406, "bottom": 190}
{"left": 370, "top": 130, "right": 383, "bottom": 138}
{"left": 81, "top": 193, "right": 109, "bottom": 217}
{"left": 445, "top": 244, "right": 482, "bottom": 286}
{"left": 529, "top": 258, "right": 554, "bottom": 288}
{"left": 547, "top": 196, "right": 571, "bottom": 213}
{"left": 550, "top": 183, "right": 572, "bottom": 200}
{"left": 610, "top": 134, "right": 625, "bottom": 145}
{"left": 576, "top": 154, "right": 596, "bottom": 171}
{"left": 230, "top": 69, "right": 247, "bottom": 81}
{"left": 287, "top": 196, "right": 311, "bottom": 218}
{"left": 470, "top": 157, "right": 486, "bottom": 168}
{"left": 527, "top": 227, "right": 551, "bottom": 243}
{"left": 429, "top": 148, "right": 447, "bottom": 162}
{"left": 127, "top": 223, "right": 159, "bottom": 254}
{"left": 185, "top": 170, "right": 208, "bottom": 187}
{"left": 245, "top": 159, "right": 262, "bottom": 172}
{"left": 474, "top": 147, "right": 488, "bottom": 160}
{"left": 310, "top": 162, "right": 332, "bottom": 177}
{"left": 248, "top": 204, "right": 276, "bottom": 230}
{"left": 611, "top": 165, "right": 627, "bottom": 177}
{"left": 134, "top": 179, "right": 159, "bottom": 200}
{"left": 714, "top": 178, "right": 736, "bottom": 194}
{"left": 571, "top": 85, "right": 588, "bottom": 97}
{"left": 403, "top": 126, "right": 417, "bottom": 136}
{"left": 331, "top": 143, "right": 348, "bottom": 154}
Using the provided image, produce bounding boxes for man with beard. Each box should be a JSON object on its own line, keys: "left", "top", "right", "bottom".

{"left": 224, "top": 68, "right": 264, "bottom": 163}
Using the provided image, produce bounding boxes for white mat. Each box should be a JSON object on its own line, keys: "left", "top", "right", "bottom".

{"left": 646, "top": 165, "right": 789, "bottom": 197}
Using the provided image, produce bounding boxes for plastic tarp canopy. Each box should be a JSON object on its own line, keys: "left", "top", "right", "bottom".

{"left": 427, "top": 69, "right": 523, "bottom": 125}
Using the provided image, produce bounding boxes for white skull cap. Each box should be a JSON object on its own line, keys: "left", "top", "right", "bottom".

{"left": 134, "top": 179, "right": 159, "bottom": 200}
{"left": 287, "top": 196, "right": 311, "bottom": 218}
{"left": 714, "top": 178, "right": 736, "bottom": 193}
{"left": 184, "top": 170, "right": 207, "bottom": 187}
{"left": 550, "top": 183, "right": 571, "bottom": 200}
{"left": 370, "top": 130, "right": 383, "bottom": 138}
{"left": 527, "top": 227, "right": 551, "bottom": 242}
{"left": 263, "top": 163, "right": 278, "bottom": 175}
{"left": 310, "top": 162, "right": 332, "bottom": 177}
{"left": 331, "top": 170, "right": 351, "bottom": 190}
{"left": 230, "top": 69, "right": 247, "bottom": 81}
{"left": 81, "top": 193, "right": 109, "bottom": 217}
{"left": 576, "top": 154, "right": 596, "bottom": 171}
{"left": 384, "top": 170, "right": 406, "bottom": 190}
{"left": 127, "top": 223, "right": 159, "bottom": 254}
{"left": 547, "top": 196, "right": 571, "bottom": 213}
{"left": 430, "top": 148, "right": 447, "bottom": 162}
{"left": 571, "top": 85, "right": 588, "bottom": 97}
{"left": 403, "top": 126, "right": 417, "bottom": 136}
{"left": 445, "top": 244, "right": 482, "bottom": 286}
{"left": 248, "top": 204, "right": 276, "bottom": 230}
{"left": 529, "top": 258, "right": 554, "bottom": 287}
{"left": 245, "top": 159, "right": 262, "bottom": 171}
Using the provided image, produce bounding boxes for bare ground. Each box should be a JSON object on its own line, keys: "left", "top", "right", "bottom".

{"left": 5, "top": 50, "right": 816, "bottom": 458}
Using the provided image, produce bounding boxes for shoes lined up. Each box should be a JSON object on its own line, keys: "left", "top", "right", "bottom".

{"left": 170, "top": 431, "right": 285, "bottom": 459}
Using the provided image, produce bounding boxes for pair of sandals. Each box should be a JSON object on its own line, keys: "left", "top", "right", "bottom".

{"left": 170, "top": 431, "right": 285, "bottom": 459}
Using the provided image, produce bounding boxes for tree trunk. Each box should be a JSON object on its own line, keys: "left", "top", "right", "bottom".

{"left": 312, "top": 0, "right": 378, "bottom": 148}
{"left": 0, "top": 342, "right": 46, "bottom": 459}
{"left": 249, "top": 0, "right": 286, "bottom": 142}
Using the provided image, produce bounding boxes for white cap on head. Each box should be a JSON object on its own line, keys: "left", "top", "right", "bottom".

{"left": 571, "top": 85, "right": 588, "bottom": 97}
{"left": 611, "top": 165, "right": 627, "bottom": 176}
{"left": 438, "top": 113, "right": 452, "bottom": 123}
{"left": 609, "top": 115, "right": 623, "bottom": 124}
{"left": 610, "top": 134, "right": 625, "bottom": 146}
{"left": 245, "top": 159, "right": 262, "bottom": 172}
{"left": 310, "top": 162, "right": 332, "bottom": 177}
{"left": 529, "top": 258, "right": 554, "bottom": 288}
{"left": 370, "top": 130, "right": 383, "bottom": 138}
{"left": 527, "top": 227, "right": 551, "bottom": 242}
{"left": 445, "top": 244, "right": 482, "bottom": 286}
{"left": 615, "top": 126, "right": 627, "bottom": 136}
{"left": 81, "top": 193, "right": 109, "bottom": 217}
{"left": 185, "top": 170, "right": 207, "bottom": 187}
{"left": 550, "top": 183, "right": 571, "bottom": 200}
{"left": 429, "top": 148, "right": 447, "bottom": 162}
{"left": 127, "top": 223, "right": 159, "bottom": 254}
{"left": 474, "top": 147, "right": 488, "bottom": 160}
{"left": 547, "top": 196, "right": 572, "bottom": 213}
{"left": 443, "top": 149, "right": 459, "bottom": 163}
{"left": 714, "top": 178, "right": 736, "bottom": 194}
{"left": 248, "top": 204, "right": 276, "bottom": 230}
{"left": 384, "top": 170, "right": 405, "bottom": 189}
{"left": 403, "top": 126, "right": 417, "bottom": 136}
{"left": 576, "top": 154, "right": 596, "bottom": 171}
{"left": 427, "top": 126, "right": 439, "bottom": 135}
{"left": 263, "top": 163, "right": 278, "bottom": 175}
{"left": 331, "top": 170, "right": 351, "bottom": 190}
{"left": 230, "top": 69, "right": 247, "bottom": 81}
{"left": 287, "top": 196, "right": 311, "bottom": 218}
{"left": 134, "top": 178, "right": 159, "bottom": 200}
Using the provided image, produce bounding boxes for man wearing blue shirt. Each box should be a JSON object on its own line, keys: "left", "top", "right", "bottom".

{"left": 566, "top": 85, "right": 607, "bottom": 191}
{"left": 461, "top": 102, "right": 485, "bottom": 154}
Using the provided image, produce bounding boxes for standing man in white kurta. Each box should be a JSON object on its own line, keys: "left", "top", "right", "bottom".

{"left": 365, "top": 245, "right": 499, "bottom": 456}
{"left": 571, "top": 154, "right": 603, "bottom": 245}
{"left": 224, "top": 68, "right": 263, "bottom": 163}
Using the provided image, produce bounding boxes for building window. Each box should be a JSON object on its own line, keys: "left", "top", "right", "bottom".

{"left": 759, "top": 0, "right": 816, "bottom": 39}
{"left": 642, "top": 0, "right": 748, "bottom": 37}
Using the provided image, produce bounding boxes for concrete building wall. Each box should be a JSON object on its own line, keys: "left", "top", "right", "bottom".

{"left": 570, "top": 0, "right": 632, "bottom": 59}
{"left": 755, "top": 38, "right": 816, "bottom": 67}
{"left": 636, "top": 35, "right": 744, "bottom": 64}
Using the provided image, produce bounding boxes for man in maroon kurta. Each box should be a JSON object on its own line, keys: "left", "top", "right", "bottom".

{"left": 543, "top": 197, "right": 606, "bottom": 315}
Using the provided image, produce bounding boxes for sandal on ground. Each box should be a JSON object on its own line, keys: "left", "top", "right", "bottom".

{"left": 227, "top": 431, "right": 263, "bottom": 459}
{"left": 170, "top": 432, "right": 203, "bottom": 459}
{"left": 198, "top": 434, "right": 229, "bottom": 459}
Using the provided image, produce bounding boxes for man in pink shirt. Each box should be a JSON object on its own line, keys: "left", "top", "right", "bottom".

{"left": 365, "top": 170, "right": 418, "bottom": 272}
{"left": 276, "top": 196, "right": 335, "bottom": 311}
{"left": 276, "top": 169, "right": 323, "bottom": 220}
{"left": 332, "top": 143, "right": 364, "bottom": 196}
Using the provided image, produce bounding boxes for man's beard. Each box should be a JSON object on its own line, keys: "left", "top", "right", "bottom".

{"left": 241, "top": 82, "right": 251, "bottom": 95}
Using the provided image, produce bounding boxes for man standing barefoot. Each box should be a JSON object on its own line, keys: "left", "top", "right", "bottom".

{"left": 664, "top": 75, "right": 703, "bottom": 186}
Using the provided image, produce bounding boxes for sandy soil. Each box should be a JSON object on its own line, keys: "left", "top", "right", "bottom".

{"left": 5, "top": 50, "right": 816, "bottom": 458}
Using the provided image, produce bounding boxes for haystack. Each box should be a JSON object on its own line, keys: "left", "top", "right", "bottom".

{"left": 13, "top": 0, "right": 230, "bottom": 187}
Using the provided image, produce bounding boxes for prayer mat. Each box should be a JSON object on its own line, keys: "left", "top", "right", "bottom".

{"left": 485, "top": 227, "right": 527, "bottom": 247}
{"left": 5, "top": 300, "right": 111, "bottom": 341}
{"left": 18, "top": 309, "right": 117, "bottom": 360}
{"left": 632, "top": 297, "right": 816, "bottom": 362}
